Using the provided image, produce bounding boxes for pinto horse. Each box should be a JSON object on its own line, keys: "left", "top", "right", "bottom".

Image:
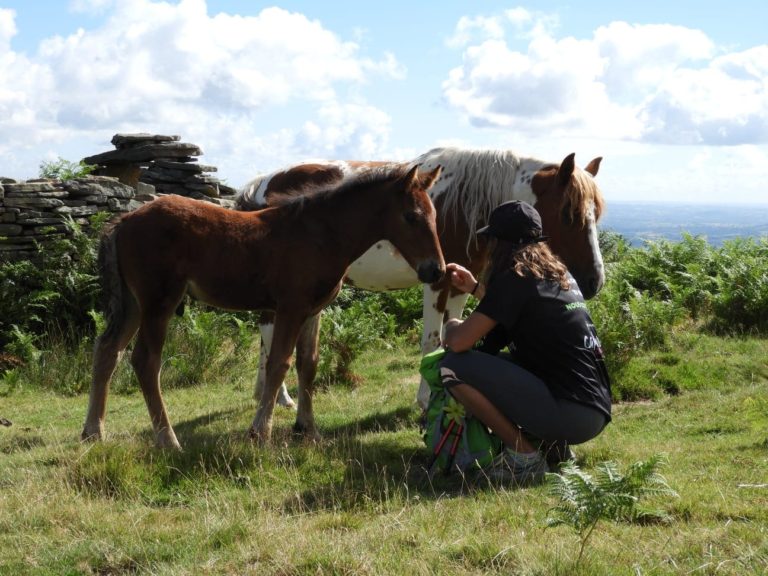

{"left": 81, "top": 165, "right": 445, "bottom": 448}
{"left": 238, "top": 147, "right": 607, "bottom": 410}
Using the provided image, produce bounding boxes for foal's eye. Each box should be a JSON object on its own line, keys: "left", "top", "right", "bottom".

{"left": 404, "top": 211, "right": 420, "bottom": 224}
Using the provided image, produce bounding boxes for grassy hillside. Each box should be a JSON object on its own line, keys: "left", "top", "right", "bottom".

{"left": 1, "top": 226, "right": 767, "bottom": 573}
{"left": 1, "top": 328, "right": 766, "bottom": 575}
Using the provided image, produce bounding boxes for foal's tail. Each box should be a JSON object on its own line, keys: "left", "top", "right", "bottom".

{"left": 97, "top": 220, "right": 131, "bottom": 341}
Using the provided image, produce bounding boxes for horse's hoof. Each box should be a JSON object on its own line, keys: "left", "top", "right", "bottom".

{"left": 277, "top": 391, "right": 297, "bottom": 410}
{"left": 155, "top": 430, "right": 182, "bottom": 451}
{"left": 248, "top": 427, "right": 270, "bottom": 445}
{"left": 80, "top": 428, "right": 102, "bottom": 442}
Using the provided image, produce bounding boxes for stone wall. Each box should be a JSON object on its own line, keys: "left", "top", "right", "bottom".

{"left": 0, "top": 176, "right": 145, "bottom": 259}
{"left": 0, "top": 133, "right": 238, "bottom": 261}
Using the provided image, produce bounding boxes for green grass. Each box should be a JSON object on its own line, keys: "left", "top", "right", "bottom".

{"left": 1, "top": 333, "right": 767, "bottom": 575}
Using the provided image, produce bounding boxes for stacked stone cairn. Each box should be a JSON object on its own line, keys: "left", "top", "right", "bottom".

{"left": 83, "top": 133, "right": 238, "bottom": 206}
{"left": 0, "top": 133, "right": 238, "bottom": 260}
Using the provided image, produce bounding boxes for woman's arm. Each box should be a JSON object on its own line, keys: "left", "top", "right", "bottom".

{"left": 442, "top": 262, "right": 497, "bottom": 352}
{"left": 443, "top": 312, "right": 497, "bottom": 352}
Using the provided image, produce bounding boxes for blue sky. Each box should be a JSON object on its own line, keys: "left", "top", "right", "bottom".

{"left": 1, "top": 0, "right": 767, "bottom": 205}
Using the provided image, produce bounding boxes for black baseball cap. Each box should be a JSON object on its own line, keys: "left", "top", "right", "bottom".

{"left": 477, "top": 200, "right": 549, "bottom": 245}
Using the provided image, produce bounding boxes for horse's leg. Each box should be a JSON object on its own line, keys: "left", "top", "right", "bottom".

{"left": 416, "top": 287, "right": 470, "bottom": 409}
{"left": 130, "top": 305, "right": 180, "bottom": 450}
{"left": 249, "top": 310, "right": 306, "bottom": 443}
{"left": 81, "top": 297, "right": 139, "bottom": 441}
{"left": 293, "top": 312, "right": 321, "bottom": 441}
{"left": 255, "top": 311, "right": 296, "bottom": 409}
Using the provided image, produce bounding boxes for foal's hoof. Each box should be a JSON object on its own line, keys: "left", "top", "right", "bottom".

{"left": 248, "top": 427, "right": 270, "bottom": 445}
{"left": 80, "top": 428, "right": 103, "bottom": 442}
{"left": 292, "top": 422, "right": 321, "bottom": 443}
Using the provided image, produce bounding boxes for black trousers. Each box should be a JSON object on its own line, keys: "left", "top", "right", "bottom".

{"left": 440, "top": 350, "right": 606, "bottom": 445}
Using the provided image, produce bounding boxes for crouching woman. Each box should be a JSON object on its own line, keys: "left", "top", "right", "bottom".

{"left": 440, "top": 200, "right": 612, "bottom": 484}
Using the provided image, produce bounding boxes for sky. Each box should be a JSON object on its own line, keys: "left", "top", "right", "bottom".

{"left": 1, "top": 0, "right": 767, "bottom": 205}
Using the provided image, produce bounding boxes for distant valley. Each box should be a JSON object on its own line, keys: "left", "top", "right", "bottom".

{"left": 599, "top": 201, "right": 768, "bottom": 246}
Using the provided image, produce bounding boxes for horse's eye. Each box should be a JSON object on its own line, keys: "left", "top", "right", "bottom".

{"left": 404, "top": 211, "right": 420, "bottom": 224}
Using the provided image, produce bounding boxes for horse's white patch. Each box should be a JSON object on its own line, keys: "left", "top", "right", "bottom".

{"left": 346, "top": 241, "right": 418, "bottom": 290}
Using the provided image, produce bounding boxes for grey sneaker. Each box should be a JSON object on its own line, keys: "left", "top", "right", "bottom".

{"left": 542, "top": 440, "right": 576, "bottom": 470}
{"left": 487, "top": 448, "right": 549, "bottom": 485}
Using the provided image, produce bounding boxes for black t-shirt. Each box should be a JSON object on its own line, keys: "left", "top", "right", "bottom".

{"left": 475, "top": 269, "right": 612, "bottom": 421}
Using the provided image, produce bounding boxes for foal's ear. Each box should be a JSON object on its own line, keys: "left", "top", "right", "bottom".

{"left": 584, "top": 157, "right": 602, "bottom": 177}
{"left": 420, "top": 165, "right": 442, "bottom": 190}
{"left": 556, "top": 153, "right": 576, "bottom": 189}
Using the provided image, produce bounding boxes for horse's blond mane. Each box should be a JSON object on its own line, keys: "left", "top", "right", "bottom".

{"left": 412, "top": 147, "right": 524, "bottom": 236}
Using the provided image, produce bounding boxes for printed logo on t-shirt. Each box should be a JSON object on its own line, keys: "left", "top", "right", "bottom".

{"left": 583, "top": 321, "right": 605, "bottom": 359}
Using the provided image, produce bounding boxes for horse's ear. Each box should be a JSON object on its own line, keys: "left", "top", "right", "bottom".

{"left": 584, "top": 157, "right": 602, "bottom": 177}
{"left": 421, "top": 165, "right": 442, "bottom": 190}
{"left": 403, "top": 165, "right": 420, "bottom": 188}
{"left": 556, "top": 153, "right": 576, "bottom": 189}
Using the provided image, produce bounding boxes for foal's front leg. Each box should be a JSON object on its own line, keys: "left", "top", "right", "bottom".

{"left": 249, "top": 311, "right": 305, "bottom": 443}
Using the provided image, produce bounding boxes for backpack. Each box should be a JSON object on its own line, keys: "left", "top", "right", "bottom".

{"left": 419, "top": 348, "right": 503, "bottom": 476}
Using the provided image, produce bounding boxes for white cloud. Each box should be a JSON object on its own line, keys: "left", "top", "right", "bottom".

{"left": 442, "top": 13, "right": 768, "bottom": 146}
{"left": 0, "top": 0, "right": 402, "bottom": 183}
{"left": 69, "top": 0, "right": 114, "bottom": 14}
{"left": 446, "top": 15, "right": 506, "bottom": 48}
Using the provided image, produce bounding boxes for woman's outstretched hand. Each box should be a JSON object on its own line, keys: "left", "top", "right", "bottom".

{"left": 446, "top": 263, "right": 478, "bottom": 294}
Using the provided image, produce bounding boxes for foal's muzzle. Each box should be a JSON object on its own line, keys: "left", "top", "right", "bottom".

{"left": 417, "top": 260, "right": 445, "bottom": 284}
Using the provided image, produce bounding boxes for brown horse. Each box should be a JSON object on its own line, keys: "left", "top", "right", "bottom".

{"left": 238, "top": 147, "right": 607, "bottom": 409}
{"left": 81, "top": 165, "right": 445, "bottom": 448}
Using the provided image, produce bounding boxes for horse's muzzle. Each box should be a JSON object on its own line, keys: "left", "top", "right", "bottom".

{"left": 578, "top": 271, "right": 605, "bottom": 300}
{"left": 417, "top": 260, "right": 445, "bottom": 284}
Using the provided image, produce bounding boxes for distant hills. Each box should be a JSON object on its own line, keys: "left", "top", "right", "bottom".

{"left": 599, "top": 201, "right": 768, "bottom": 246}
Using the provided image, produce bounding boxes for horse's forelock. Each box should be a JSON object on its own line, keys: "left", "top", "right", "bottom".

{"left": 566, "top": 168, "right": 605, "bottom": 225}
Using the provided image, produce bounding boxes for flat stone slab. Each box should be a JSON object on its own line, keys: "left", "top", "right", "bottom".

{"left": 153, "top": 159, "right": 217, "bottom": 172}
{"left": 0, "top": 224, "right": 23, "bottom": 236}
{"left": 83, "top": 142, "right": 202, "bottom": 165}
{"left": 3, "top": 197, "right": 65, "bottom": 208}
{"left": 63, "top": 177, "right": 135, "bottom": 199}
{"left": 111, "top": 133, "right": 180, "bottom": 148}
{"left": 5, "top": 190, "right": 69, "bottom": 199}
{"left": 3, "top": 182, "right": 59, "bottom": 194}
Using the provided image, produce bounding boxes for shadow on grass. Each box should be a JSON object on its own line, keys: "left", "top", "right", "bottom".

{"left": 71, "top": 403, "right": 509, "bottom": 509}
{"left": 0, "top": 433, "right": 47, "bottom": 454}
{"left": 322, "top": 405, "right": 418, "bottom": 437}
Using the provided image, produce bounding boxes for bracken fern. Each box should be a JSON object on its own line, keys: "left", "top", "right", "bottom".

{"left": 545, "top": 455, "right": 678, "bottom": 566}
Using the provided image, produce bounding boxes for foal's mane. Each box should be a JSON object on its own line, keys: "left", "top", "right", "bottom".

{"left": 267, "top": 164, "right": 409, "bottom": 211}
